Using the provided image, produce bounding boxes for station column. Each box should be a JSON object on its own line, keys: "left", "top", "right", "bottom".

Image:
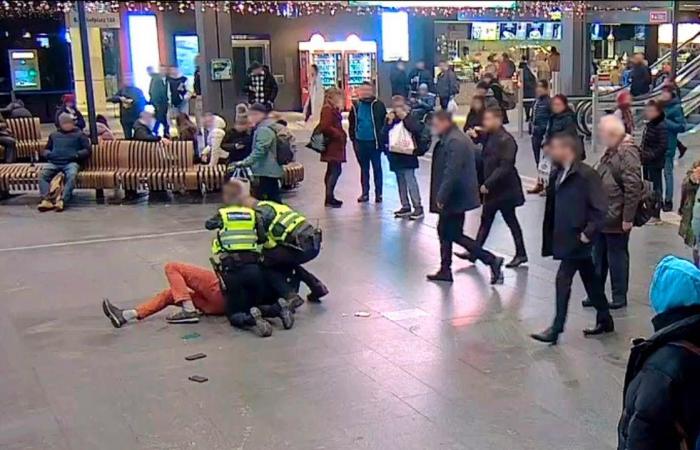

{"left": 560, "top": 14, "right": 588, "bottom": 96}
{"left": 195, "top": 8, "right": 237, "bottom": 125}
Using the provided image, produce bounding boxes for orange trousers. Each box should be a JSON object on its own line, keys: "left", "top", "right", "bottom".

{"left": 135, "top": 262, "right": 226, "bottom": 319}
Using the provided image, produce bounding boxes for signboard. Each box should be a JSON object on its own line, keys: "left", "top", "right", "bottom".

{"left": 210, "top": 58, "right": 233, "bottom": 81}
{"left": 649, "top": 10, "right": 670, "bottom": 24}
{"left": 67, "top": 11, "right": 120, "bottom": 28}
{"left": 8, "top": 49, "right": 41, "bottom": 91}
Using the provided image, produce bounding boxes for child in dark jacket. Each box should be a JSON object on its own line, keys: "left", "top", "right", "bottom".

{"left": 222, "top": 105, "right": 253, "bottom": 166}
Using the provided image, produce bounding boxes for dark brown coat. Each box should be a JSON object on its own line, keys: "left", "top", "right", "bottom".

{"left": 318, "top": 104, "right": 347, "bottom": 163}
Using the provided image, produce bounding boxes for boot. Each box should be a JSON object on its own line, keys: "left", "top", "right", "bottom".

{"left": 296, "top": 266, "right": 329, "bottom": 301}
{"left": 428, "top": 243, "right": 454, "bottom": 282}
{"left": 37, "top": 199, "right": 54, "bottom": 212}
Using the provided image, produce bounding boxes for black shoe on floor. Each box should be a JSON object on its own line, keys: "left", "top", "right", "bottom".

{"left": 608, "top": 300, "right": 627, "bottom": 310}
{"left": 409, "top": 208, "right": 425, "bottom": 220}
{"left": 662, "top": 201, "right": 673, "bottom": 212}
{"left": 505, "top": 255, "right": 528, "bottom": 268}
{"left": 307, "top": 293, "right": 323, "bottom": 303}
{"left": 278, "top": 299, "right": 295, "bottom": 330}
{"left": 454, "top": 251, "right": 477, "bottom": 262}
{"left": 166, "top": 309, "right": 200, "bottom": 324}
{"left": 394, "top": 207, "right": 412, "bottom": 218}
{"left": 583, "top": 318, "right": 614, "bottom": 336}
{"left": 375, "top": 195, "right": 383, "bottom": 203}
{"left": 530, "top": 327, "right": 559, "bottom": 345}
{"left": 250, "top": 307, "right": 273, "bottom": 338}
{"left": 102, "top": 298, "right": 127, "bottom": 329}
{"left": 490, "top": 257, "right": 505, "bottom": 285}
{"left": 286, "top": 294, "right": 305, "bottom": 311}
{"left": 427, "top": 269, "right": 453, "bottom": 282}
{"left": 357, "top": 195, "right": 369, "bottom": 203}
{"left": 679, "top": 141, "right": 688, "bottom": 159}
{"left": 325, "top": 198, "right": 343, "bottom": 208}
{"left": 581, "top": 298, "right": 593, "bottom": 308}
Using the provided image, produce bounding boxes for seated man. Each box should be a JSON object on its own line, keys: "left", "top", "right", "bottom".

{"left": 132, "top": 109, "right": 171, "bottom": 143}
{"left": 227, "top": 179, "right": 328, "bottom": 308}
{"left": 38, "top": 113, "right": 92, "bottom": 212}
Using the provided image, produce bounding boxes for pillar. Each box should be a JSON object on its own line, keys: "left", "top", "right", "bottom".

{"left": 560, "top": 14, "right": 588, "bottom": 96}
{"left": 195, "top": 8, "right": 237, "bottom": 125}
{"left": 69, "top": 25, "right": 107, "bottom": 112}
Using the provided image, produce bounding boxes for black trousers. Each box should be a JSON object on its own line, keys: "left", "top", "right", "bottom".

{"left": 439, "top": 96, "right": 450, "bottom": 110}
{"left": 153, "top": 104, "right": 169, "bottom": 137}
{"left": 220, "top": 262, "right": 265, "bottom": 328}
{"left": 643, "top": 166, "right": 663, "bottom": 218}
{"left": 121, "top": 119, "right": 136, "bottom": 140}
{"left": 0, "top": 135, "right": 17, "bottom": 163}
{"left": 253, "top": 176, "right": 281, "bottom": 202}
{"left": 263, "top": 239, "right": 326, "bottom": 298}
{"left": 531, "top": 132, "right": 544, "bottom": 166}
{"left": 324, "top": 161, "right": 342, "bottom": 200}
{"left": 437, "top": 212, "right": 497, "bottom": 269}
{"left": 476, "top": 203, "right": 527, "bottom": 258}
{"left": 592, "top": 232, "right": 630, "bottom": 304}
{"left": 553, "top": 257, "right": 610, "bottom": 333}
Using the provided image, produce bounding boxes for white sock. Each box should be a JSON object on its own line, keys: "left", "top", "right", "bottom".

{"left": 181, "top": 301, "right": 196, "bottom": 313}
{"left": 123, "top": 309, "right": 138, "bottom": 322}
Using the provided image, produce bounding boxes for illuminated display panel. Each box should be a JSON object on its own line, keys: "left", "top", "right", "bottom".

{"left": 128, "top": 14, "right": 160, "bottom": 95}
{"left": 381, "top": 11, "right": 409, "bottom": 62}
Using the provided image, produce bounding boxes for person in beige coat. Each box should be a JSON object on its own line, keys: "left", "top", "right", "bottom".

{"left": 200, "top": 113, "right": 228, "bottom": 166}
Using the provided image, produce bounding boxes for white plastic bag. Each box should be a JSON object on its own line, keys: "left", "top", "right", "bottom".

{"left": 446, "top": 98, "right": 458, "bottom": 114}
{"left": 537, "top": 155, "right": 552, "bottom": 185}
{"left": 388, "top": 122, "right": 416, "bottom": 155}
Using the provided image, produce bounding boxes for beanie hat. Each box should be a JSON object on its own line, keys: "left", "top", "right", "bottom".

{"left": 649, "top": 255, "right": 700, "bottom": 314}
{"left": 58, "top": 112, "right": 75, "bottom": 125}
{"left": 235, "top": 103, "right": 249, "bottom": 126}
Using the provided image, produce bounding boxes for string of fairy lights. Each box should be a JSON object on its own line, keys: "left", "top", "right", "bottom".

{"left": 0, "top": 1, "right": 668, "bottom": 19}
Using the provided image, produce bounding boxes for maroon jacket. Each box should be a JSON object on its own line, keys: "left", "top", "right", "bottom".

{"left": 319, "top": 104, "right": 347, "bottom": 163}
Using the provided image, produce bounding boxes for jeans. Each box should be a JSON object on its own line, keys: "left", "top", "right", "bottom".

{"left": 437, "top": 213, "right": 497, "bottom": 269}
{"left": 395, "top": 168, "right": 422, "bottom": 209}
{"left": 643, "top": 166, "right": 663, "bottom": 218}
{"left": 253, "top": 176, "right": 281, "bottom": 203}
{"left": 0, "top": 136, "right": 17, "bottom": 163}
{"left": 476, "top": 203, "right": 527, "bottom": 258}
{"left": 553, "top": 257, "right": 611, "bottom": 333}
{"left": 39, "top": 162, "right": 80, "bottom": 202}
{"left": 592, "top": 232, "right": 630, "bottom": 305}
{"left": 324, "top": 161, "right": 342, "bottom": 201}
{"left": 531, "top": 132, "right": 544, "bottom": 167}
{"left": 663, "top": 154, "right": 674, "bottom": 203}
{"left": 355, "top": 140, "right": 383, "bottom": 197}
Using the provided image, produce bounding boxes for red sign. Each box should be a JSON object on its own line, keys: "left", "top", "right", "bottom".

{"left": 649, "top": 10, "right": 670, "bottom": 24}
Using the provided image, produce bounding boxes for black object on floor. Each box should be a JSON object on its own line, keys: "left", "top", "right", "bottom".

{"left": 185, "top": 353, "right": 207, "bottom": 361}
{"left": 188, "top": 375, "right": 208, "bottom": 383}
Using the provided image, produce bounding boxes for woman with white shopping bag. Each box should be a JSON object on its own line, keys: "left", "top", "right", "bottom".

{"left": 383, "top": 96, "right": 430, "bottom": 220}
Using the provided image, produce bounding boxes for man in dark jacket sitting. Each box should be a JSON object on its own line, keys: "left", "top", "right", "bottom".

{"left": 37, "top": 113, "right": 92, "bottom": 212}
{"left": 531, "top": 133, "right": 614, "bottom": 344}
{"left": 132, "top": 110, "right": 171, "bottom": 144}
{"left": 427, "top": 110, "right": 504, "bottom": 285}
{"left": 617, "top": 255, "right": 700, "bottom": 450}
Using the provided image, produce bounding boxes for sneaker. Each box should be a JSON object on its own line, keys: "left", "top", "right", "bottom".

{"left": 490, "top": 257, "right": 505, "bottom": 285}
{"left": 37, "top": 199, "right": 54, "bottom": 212}
{"left": 166, "top": 309, "right": 200, "bottom": 324}
{"left": 102, "top": 298, "right": 126, "bottom": 329}
{"left": 286, "top": 294, "right": 305, "bottom": 311}
{"left": 278, "top": 299, "right": 295, "bottom": 330}
{"left": 409, "top": 208, "right": 425, "bottom": 220}
{"left": 357, "top": 195, "right": 369, "bottom": 203}
{"left": 54, "top": 200, "right": 65, "bottom": 212}
{"left": 394, "top": 207, "right": 412, "bottom": 218}
{"left": 250, "top": 307, "right": 273, "bottom": 337}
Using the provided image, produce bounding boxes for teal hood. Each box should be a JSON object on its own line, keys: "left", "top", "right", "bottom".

{"left": 649, "top": 255, "right": 700, "bottom": 314}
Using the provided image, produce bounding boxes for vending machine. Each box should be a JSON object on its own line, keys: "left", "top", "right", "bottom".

{"left": 299, "top": 34, "right": 377, "bottom": 110}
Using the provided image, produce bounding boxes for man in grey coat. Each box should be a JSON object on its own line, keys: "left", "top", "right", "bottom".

{"left": 427, "top": 111, "right": 504, "bottom": 285}
{"left": 435, "top": 61, "right": 460, "bottom": 111}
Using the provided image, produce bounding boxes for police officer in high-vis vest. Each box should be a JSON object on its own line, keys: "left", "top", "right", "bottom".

{"left": 205, "top": 181, "right": 295, "bottom": 337}
{"left": 235, "top": 193, "right": 328, "bottom": 309}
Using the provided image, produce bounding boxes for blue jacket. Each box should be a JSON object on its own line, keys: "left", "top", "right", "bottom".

{"left": 531, "top": 95, "right": 551, "bottom": 136}
{"left": 42, "top": 128, "right": 91, "bottom": 166}
{"left": 664, "top": 97, "right": 686, "bottom": 157}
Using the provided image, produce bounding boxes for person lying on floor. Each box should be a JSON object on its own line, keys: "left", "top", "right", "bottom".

{"left": 222, "top": 179, "right": 329, "bottom": 309}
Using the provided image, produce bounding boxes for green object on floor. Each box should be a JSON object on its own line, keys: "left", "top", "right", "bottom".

{"left": 181, "top": 332, "right": 201, "bottom": 341}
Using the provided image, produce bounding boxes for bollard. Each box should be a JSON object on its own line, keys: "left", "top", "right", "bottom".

{"left": 591, "top": 75, "right": 599, "bottom": 154}
{"left": 517, "top": 69, "right": 524, "bottom": 138}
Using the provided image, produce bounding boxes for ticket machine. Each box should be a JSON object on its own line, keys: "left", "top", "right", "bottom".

{"left": 8, "top": 49, "right": 41, "bottom": 91}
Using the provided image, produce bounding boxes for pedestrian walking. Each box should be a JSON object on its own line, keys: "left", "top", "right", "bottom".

{"left": 528, "top": 80, "right": 551, "bottom": 194}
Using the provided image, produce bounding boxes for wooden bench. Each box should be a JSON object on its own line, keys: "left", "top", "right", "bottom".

{"left": 196, "top": 162, "right": 304, "bottom": 192}
{"left": 5, "top": 117, "right": 44, "bottom": 161}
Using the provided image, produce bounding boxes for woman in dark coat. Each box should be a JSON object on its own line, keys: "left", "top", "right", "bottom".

{"left": 464, "top": 95, "right": 486, "bottom": 145}
{"left": 470, "top": 107, "right": 527, "bottom": 267}
{"left": 545, "top": 94, "right": 584, "bottom": 160}
{"left": 318, "top": 87, "right": 347, "bottom": 208}
{"left": 640, "top": 100, "right": 667, "bottom": 221}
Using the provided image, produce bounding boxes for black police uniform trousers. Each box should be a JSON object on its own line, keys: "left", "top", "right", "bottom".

{"left": 262, "top": 229, "right": 326, "bottom": 298}
{"left": 552, "top": 256, "right": 611, "bottom": 333}
{"left": 219, "top": 255, "right": 279, "bottom": 328}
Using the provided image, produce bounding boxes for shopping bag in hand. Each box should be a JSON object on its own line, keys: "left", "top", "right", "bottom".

{"left": 388, "top": 122, "right": 416, "bottom": 155}
{"left": 446, "top": 98, "right": 458, "bottom": 114}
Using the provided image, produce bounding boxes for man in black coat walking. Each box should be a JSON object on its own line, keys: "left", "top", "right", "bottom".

{"left": 617, "top": 256, "right": 700, "bottom": 450}
{"left": 148, "top": 65, "right": 170, "bottom": 137}
{"left": 471, "top": 107, "right": 527, "bottom": 268}
{"left": 427, "top": 111, "right": 504, "bottom": 285}
{"left": 531, "top": 133, "right": 614, "bottom": 344}
{"left": 390, "top": 61, "right": 410, "bottom": 99}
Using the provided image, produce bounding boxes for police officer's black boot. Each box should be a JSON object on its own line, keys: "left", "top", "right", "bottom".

{"left": 296, "top": 266, "right": 329, "bottom": 303}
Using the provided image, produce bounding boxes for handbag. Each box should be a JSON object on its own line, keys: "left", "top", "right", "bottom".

{"left": 388, "top": 121, "right": 416, "bottom": 155}
{"left": 306, "top": 124, "right": 327, "bottom": 153}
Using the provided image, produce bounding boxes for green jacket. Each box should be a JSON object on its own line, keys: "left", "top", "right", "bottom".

{"left": 679, "top": 161, "right": 700, "bottom": 247}
{"left": 240, "top": 119, "right": 283, "bottom": 178}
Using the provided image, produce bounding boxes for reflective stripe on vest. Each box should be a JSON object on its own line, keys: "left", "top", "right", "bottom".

{"left": 212, "top": 206, "right": 260, "bottom": 254}
{"left": 258, "top": 201, "right": 306, "bottom": 248}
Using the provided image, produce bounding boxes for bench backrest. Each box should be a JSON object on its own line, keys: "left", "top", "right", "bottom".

{"left": 84, "top": 140, "right": 126, "bottom": 171}
{"left": 125, "top": 140, "right": 194, "bottom": 170}
{"left": 6, "top": 117, "right": 41, "bottom": 141}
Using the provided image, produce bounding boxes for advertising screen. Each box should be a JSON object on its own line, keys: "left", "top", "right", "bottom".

{"left": 471, "top": 22, "right": 499, "bottom": 41}
{"left": 499, "top": 22, "right": 526, "bottom": 40}
{"left": 381, "top": 11, "right": 409, "bottom": 61}
{"left": 174, "top": 35, "right": 199, "bottom": 90}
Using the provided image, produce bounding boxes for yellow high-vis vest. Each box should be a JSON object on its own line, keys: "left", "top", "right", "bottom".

{"left": 211, "top": 206, "right": 260, "bottom": 254}
{"left": 258, "top": 201, "right": 307, "bottom": 249}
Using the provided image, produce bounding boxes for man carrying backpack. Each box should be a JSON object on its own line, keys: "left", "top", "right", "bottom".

{"left": 232, "top": 103, "right": 283, "bottom": 202}
{"left": 618, "top": 255, "right": 700, "bottom": 450}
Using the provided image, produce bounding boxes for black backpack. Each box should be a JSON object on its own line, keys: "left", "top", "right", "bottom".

{"left": 612, "top": 169, "right": 661, "bottom": 227}
{"left": 267, "top": 122, "right": 295, "bottom": 165}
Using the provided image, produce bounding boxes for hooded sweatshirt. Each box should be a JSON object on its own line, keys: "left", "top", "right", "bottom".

{"left": 202, "top": 115, "right": 228, "bottom": 167}
{"left": 650, "top": 255, "right": 700, "bottom": 314}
